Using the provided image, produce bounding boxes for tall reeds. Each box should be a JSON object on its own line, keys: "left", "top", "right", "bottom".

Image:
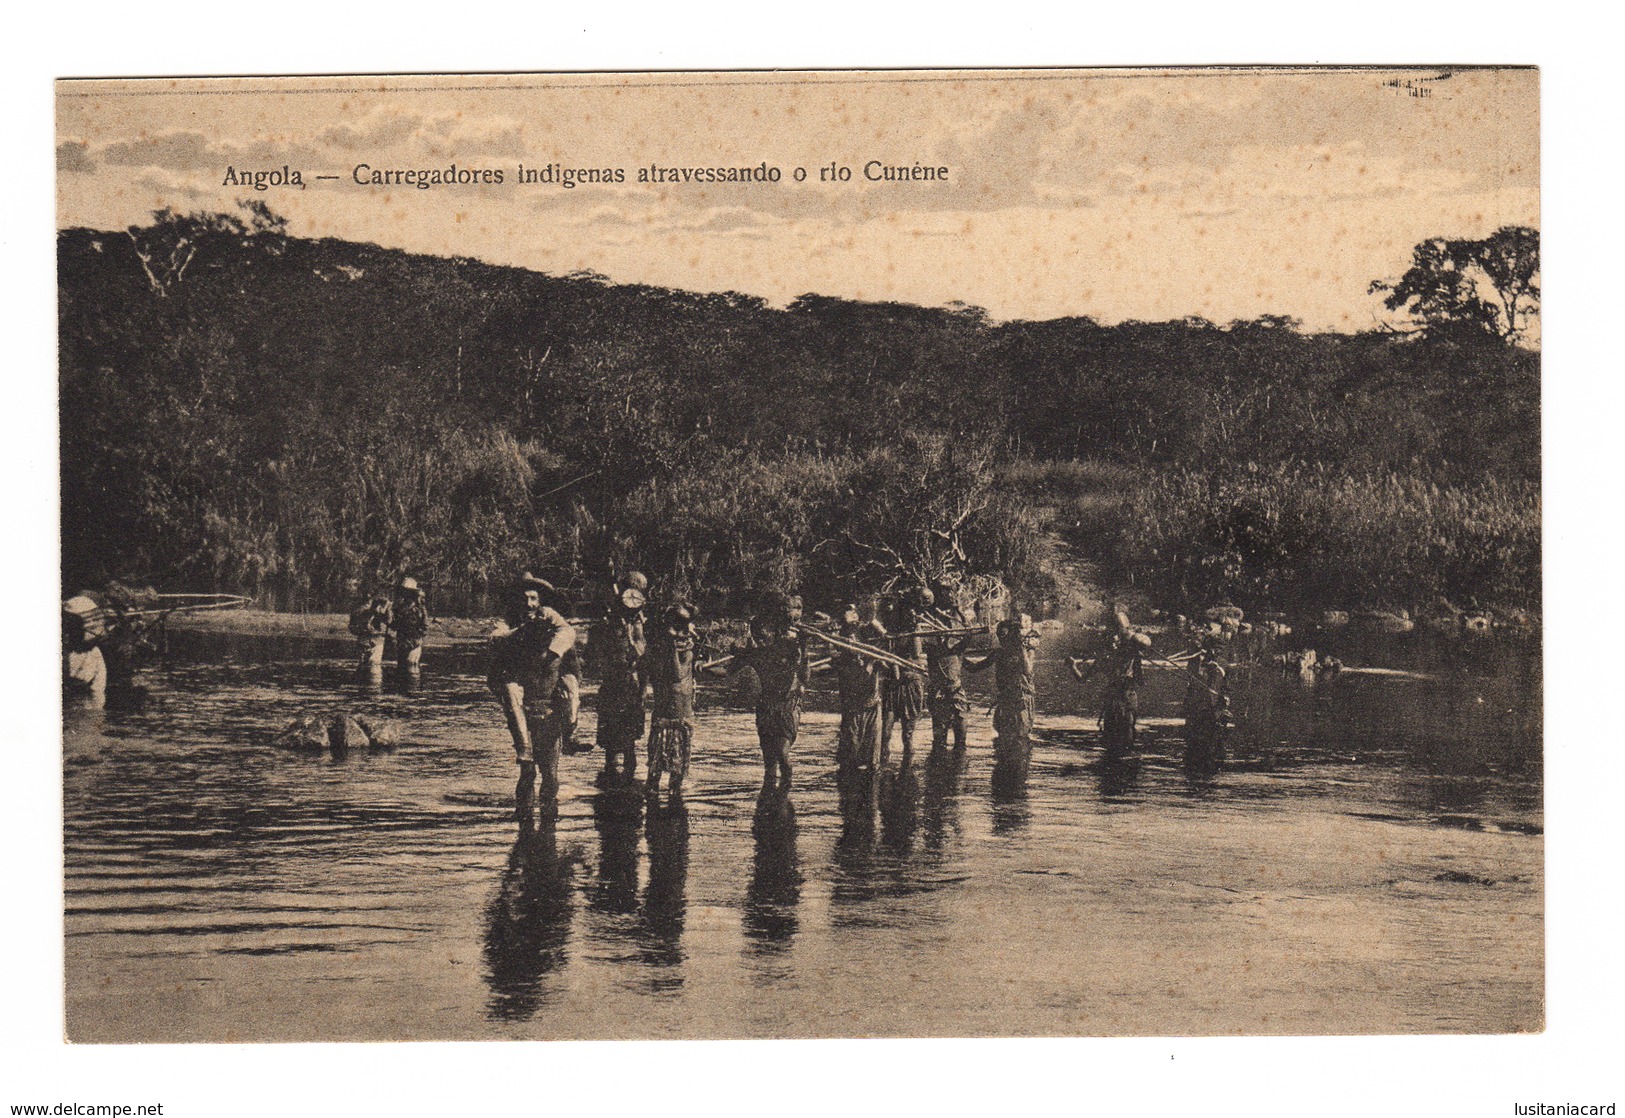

{"left": 1090, "top": 464, "right": 1539, "bottom": 614}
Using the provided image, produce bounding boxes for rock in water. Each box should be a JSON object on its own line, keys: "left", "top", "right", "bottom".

{"left": 276, "top": 715, "right": 330, "bottom": 752}
{"left": 330, "top": 713, "right": 370, "bottom": 752}
{"left": 1353, "top": 609, "right": 1415, "bottom": 634}
{"left": 356, "top": 716, "right": 401, "bottom": 749}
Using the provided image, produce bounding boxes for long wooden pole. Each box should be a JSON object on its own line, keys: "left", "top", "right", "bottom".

{"left": 887, "top": 625, "right": 990, "bottom": 641}
{"left": 793, "top": 624, "right": 927, "bottom": 674}
{"left": 117, "top": 594, "right": 254, "bottom": 618}
{"left": 1150, "top": 654, "right": 1225, "bottom": 699}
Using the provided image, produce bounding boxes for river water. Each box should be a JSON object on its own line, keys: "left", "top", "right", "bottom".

{"left": 63, "top": 622, "right": 1542, "bottom": 1041}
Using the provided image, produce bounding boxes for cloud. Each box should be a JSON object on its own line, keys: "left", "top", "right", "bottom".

{"left": 578, "top": 205, "right": 641, "bottom": 228}
{"left": 56, "top": 71, "right": 1538, "bottom": 333}
{"left": 57, "top": 140, "right": 94, "bottom": 173}
{"left": 130, "top": 167, "right": 214, "bottom": 205}
{"left": 102, "top": 129, "right": 219, "bottom": 170}
{"left": 92, "top": 111, "right": 525, "bottom": 183}
{"left": 674, "top": 206, "right": 772, "bottom": 234}
{"left": 417, "top": 112, "right": 526, "bottom": 159}
{"left": 98, "top": 129, "right": 329, "bottom": 174}
{"left": 317, "top": 108, "right": 526, "bottom": 159}
{"left": 317, "top": 109, "right": 424, "bottom": 150}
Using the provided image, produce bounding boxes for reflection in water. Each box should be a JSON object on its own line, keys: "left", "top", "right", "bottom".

{"left": 836, "top": 769, "right": 877, "bottom": 848}
{"left": 745, "top": 787, "right": 801, "bottom": 958}
{"left": 354, "top": 664, "right": 383, "bottom": 698}
{"left": 590, "top": 790, "right": 644, "bottom": 918}
{"left": 988, "top": 791, "right": 1030, "bottom": 836}
{"left": 581, "top": 786, "right": 689, "bottom": 994}
{"left": 1096, "top": 755, "right": 1142, "bottom": 799}
{"left": 989, "top": 755, "right": 1028, "bottom": 802}
{"left": 920, "top": 754, "right": 963, "bottom": 853}
{"left": 64, "top": 624, "right": 1543, "bottom": 1040}
{"left": 829, "top": 758, "right": 964, "bottom": 931}
{"left": 831, "top": 781, "right": 884, "bottom": 920}
{"left": 62, "top": 703, "right": 107, "bottom": 743}
{"left": 881, "top": 762, "right": 921, "bottom": 851}
{"left": 989, "top": 740, "right": 1030, "bottom": 834}
{"left": 925, "top": 743, "right": 968, "bottom": 787}
{"left": 482, "top": 806, "right": 576, "bottom": 1022}
{"left": 639, "top": 799, "right": 689, "bottom": 982}
{"left": 836, "top": 764, "right": 879, "bottom": 838}
{"left": 583, "top": 789, "right": 690, "bottom": 993}
{"left": 1181, "top": 755, "right": 1222, "bottom": 797}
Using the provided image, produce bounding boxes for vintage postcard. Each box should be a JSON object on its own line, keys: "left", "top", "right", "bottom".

{"left": 57, "top": 68, "right": 1540, "bottom": 1043}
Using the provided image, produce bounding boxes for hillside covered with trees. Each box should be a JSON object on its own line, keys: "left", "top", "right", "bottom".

{"left": 59, "top": 207, "right": 1540, "bottom": 618}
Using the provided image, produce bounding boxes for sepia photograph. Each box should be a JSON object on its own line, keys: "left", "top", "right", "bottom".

{"left": 54, "top": 67, "right": 1543, "bottom": 1046}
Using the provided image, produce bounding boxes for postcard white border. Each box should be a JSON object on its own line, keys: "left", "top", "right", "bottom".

{"left": 7, "top": 5, "right": 1620, "bottom": 1116}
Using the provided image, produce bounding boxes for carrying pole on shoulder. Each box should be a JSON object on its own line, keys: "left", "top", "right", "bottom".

{"left": 793, "top": 623, "right": 928, "bottom": 675}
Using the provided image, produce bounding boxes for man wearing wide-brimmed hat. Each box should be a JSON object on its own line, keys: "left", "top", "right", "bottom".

{"left": 487, "top": 572, "right": 577, "bottom": 796}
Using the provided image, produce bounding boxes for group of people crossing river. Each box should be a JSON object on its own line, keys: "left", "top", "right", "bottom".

{"left": 463, "top": 568, "right": 1241, "bottom": 806}
{"left": 61, "top": 566, "right": 1253, "bottom": 797}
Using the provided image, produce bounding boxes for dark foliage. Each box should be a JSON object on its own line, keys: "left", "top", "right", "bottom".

{"left": 1370, "top": 226, "right": 1540, "bottom": 345}
{"left": 59, "top": 213, "right": 1540, "bottom": 615}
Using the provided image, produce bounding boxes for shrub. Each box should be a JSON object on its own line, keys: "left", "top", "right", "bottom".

{"left": 1090, "top": 464, "right": 1540, "bottom": 614}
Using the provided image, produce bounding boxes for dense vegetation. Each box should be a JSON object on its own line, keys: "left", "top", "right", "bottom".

{"left": 59, "top": 209, "right": 1540, "bottom": 618}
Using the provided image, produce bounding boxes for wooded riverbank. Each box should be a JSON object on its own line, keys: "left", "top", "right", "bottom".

{"left": 61, "top": 219, "right": 1539, "bottom": 622}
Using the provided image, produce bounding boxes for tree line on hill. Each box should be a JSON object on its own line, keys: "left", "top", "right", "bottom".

{"left": 58, "top": 206, "right": 1539, "bottom": 618}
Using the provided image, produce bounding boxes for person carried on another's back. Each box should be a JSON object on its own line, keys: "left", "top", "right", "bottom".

{"left": 488, "top": 573, "right": 577, "bottom": 798}
{"left": 62, "top": 593, "right": 111, "bottom": 705}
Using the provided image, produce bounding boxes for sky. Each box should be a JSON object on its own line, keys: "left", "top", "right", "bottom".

{"left": 57, "top": 68, "right": 1538, "bottom": 331}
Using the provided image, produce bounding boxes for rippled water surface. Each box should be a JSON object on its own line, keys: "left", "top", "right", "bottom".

{"left": 64, "top": 625, "right": 1542, "bottom": 1041}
